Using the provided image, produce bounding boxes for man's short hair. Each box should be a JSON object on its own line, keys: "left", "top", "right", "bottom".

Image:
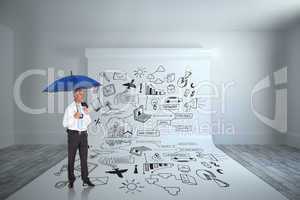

{"left": 73, "top": 88, "right": 83, "bottom": 95}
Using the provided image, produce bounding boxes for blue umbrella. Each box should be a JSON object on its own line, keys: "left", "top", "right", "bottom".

{"left": 42, "top": 72, "right": 101, "bottom": 92}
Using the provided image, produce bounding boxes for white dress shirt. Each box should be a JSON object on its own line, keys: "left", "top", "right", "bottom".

{"left": 63, "top": 101, "right": 92, "bottom": 131}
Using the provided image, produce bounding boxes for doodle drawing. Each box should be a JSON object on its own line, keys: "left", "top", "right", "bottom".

{"left": 102, "top": 84, "right": 116, "bottom": 97}
{"left": 196, "top": 169, "right": 230, "bottom": 188}
{"left": 106, "top": 168, "right": 128, "bottom": 178}
{"left": 130, "top": 146, "right": 152, "bottom": 156}
{"left": 119, "top": 179, "right": 145, "bottom": 194}
{"left": 133, "top": 105, "right": 151, "bottom": 123}
{"left": 123, "top": 79, "right": 136, "bottom": 89}
{"left": 113, "top": 72, "right": 127, "bottom": 80}
{"left": 145, "top": 177, "right": 181, "bottom": 196}
{"left": 177, "top": 164, "right": 191, "bottom": 173}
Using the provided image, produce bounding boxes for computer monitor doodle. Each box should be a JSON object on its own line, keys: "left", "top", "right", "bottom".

{"left": 133, "top": 105, "right": 151, "bottom": 123}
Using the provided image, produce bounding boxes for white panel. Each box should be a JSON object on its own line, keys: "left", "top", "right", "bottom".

{"left": 85, "top": 48, "right": 212, "bottom": 148}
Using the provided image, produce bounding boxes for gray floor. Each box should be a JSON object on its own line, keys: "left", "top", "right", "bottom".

{"left": 0, "top": 144, "right": 67, "bottom": 200}
{"left": 217, "top": 145, "right": 300, "bottom": 200}
{"left": 1, "top": 145, "right": 299, "bottom": 200}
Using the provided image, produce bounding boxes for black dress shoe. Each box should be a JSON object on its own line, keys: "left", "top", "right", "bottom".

{"left": 68, "top": 182, "right": 74, "bottom": 188}
{"left": 82, "top": 180, "right": 95, "bottom": 187}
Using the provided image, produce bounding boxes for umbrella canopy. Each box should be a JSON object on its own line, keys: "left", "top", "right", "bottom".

{"left": 43, "top": 74, "right": 101, "bottom": 92}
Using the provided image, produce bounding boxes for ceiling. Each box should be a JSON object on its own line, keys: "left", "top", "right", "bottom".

{"left": 1, "top": 0, "right": 300, "bottom": 32}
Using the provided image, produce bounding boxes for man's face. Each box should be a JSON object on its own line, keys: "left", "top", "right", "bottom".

{"left": 74, "top": 89, "right": 85, "bottom": 103}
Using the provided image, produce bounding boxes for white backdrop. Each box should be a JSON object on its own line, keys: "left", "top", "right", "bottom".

{"left": 86, "top": 48, "right": 212, "bottom": 148}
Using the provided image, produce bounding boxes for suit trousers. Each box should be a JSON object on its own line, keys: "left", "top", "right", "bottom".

{"left": 67, "top": 129, "right": 89, "bottom": 183}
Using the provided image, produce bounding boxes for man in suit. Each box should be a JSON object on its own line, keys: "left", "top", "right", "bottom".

{"left": 63, "top": 88, "right": 95, "bottom": 188}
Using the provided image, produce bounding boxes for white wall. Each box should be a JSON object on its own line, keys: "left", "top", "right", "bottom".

{"left": 11, "top": 30, "right": 286, "bottom": 144}
{"left": 0, "top": 0, "right": 290, "bottom": 145}
{"left": 0, "top": 24, "right": 15, "bottom": 148}
{"left": 211, "top": 32, "right": 286, "bottom": 144}
{"left": 285, "top": 23, "right": 300, "bottom": 148}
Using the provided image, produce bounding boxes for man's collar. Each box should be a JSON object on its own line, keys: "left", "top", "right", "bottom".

{"left": 73, "top": 101, "right": 81, "bottom": 105}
